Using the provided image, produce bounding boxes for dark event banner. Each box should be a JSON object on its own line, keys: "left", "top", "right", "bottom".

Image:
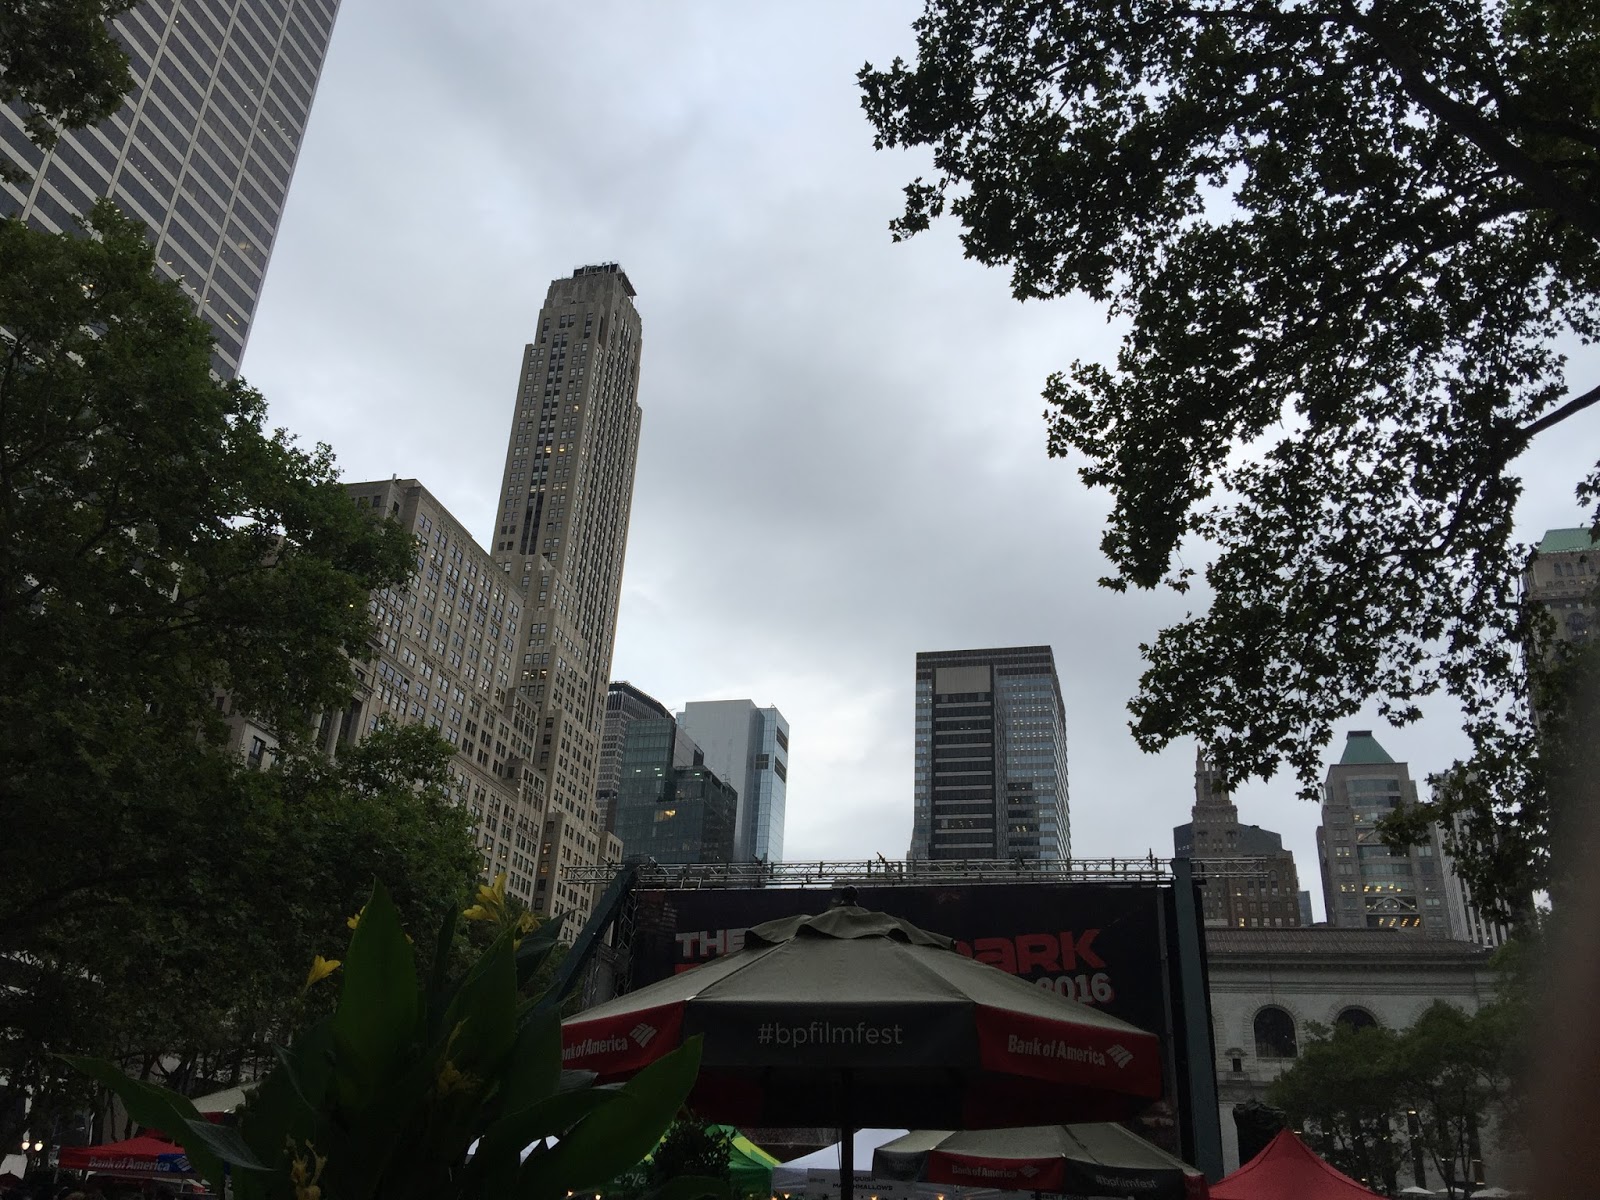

{"left": 625, "top": 881, "right": 1197, "bottom": 1155}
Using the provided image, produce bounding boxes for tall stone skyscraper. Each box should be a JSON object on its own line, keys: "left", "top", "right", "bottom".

{"left": 1, "top": 0, "right": 340, "bottom": 376}
{"left": 492, "top": 264, "right": 644, "bottom": 921}
{"left": 1173, "top": 749, "right": 1302, "bottom": 928}
{"left": 909, "top": 645, "right": 1070, "bottom": 862}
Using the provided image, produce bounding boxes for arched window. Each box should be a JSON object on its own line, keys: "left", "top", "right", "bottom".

{"left": 1254, "top": 1006, "right": 1298, "bottom": 1059}
{"left": 1335, "top": 1006, "right": 1378, "bottom": 1032}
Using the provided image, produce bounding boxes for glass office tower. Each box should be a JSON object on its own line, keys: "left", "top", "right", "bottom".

{"left": 910, "top": 646, "right": 1070, "bottom": 862}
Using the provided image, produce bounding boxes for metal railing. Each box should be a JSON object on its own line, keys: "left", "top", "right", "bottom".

{"left": 561, "top": 855, "right": 1292, "bottom": 888}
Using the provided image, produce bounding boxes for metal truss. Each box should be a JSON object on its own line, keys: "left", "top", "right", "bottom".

{"left": 562, "top": 855, "right": 1291, "bottom": 889}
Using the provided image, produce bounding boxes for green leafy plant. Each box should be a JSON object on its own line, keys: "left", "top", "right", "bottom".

{"left": 67, "top": 882, "right": 708, "bottom": 1200}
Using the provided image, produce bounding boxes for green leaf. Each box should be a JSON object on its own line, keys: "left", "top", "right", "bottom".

{"left": 517, "top": 913, "right": 567, "bottom": 990}
{"left": 502, "top": 1002, "right": 562, "bottom": 1114}
{"left": 441, "top": 929, "right": 518, "bottom": 1081}
{"left": 463, "top": 1088, "right": 622, "bottom": 1197}
{"left": 237, "top": 1019, "right": 335, "bottom": 1172}
{"left": 177, "top": 1119, "right": 270, "bottom": 1171}
{"left": 331, "top": 881, "right": 420, "bottom": 1101}
{"left": 426, "top": 903, "right": 458, "bottom": 1041}
{"left": 524, "top": 1037, "right": 704, "bottom": 1198}
{"left": 62, "top": 1056, "right": 230, "bottom": 1188}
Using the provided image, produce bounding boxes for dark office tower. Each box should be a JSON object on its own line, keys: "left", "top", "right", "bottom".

{"left": 492, "top": 265, "right": 644, "bottom": 922}
{"left": 613, "top": 717, "right": 738, "bottom": 866}
{"left": 1, "top": 0, "right": 340, "bottom": 377}
{"left": 909, "top": 646, "right": 1070, "bottom": 862}
{"left": 598, "top": 681, "right": 672, "bottom": 834}
{"left": 1173, "top": 749, "right": 1303, "bottom": 928}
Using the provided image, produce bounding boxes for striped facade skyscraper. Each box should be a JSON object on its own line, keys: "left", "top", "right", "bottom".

{"left": 1, "top": 0, "right": 339, "bottom": 375}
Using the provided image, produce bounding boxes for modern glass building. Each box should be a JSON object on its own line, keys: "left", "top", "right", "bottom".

{"left": 676, "top": 699, "right": 788, "bottom": 863}
{"left": 909, "top": 646, "right": 1070, "bottom": 862}
{"left": 1, "top": 0, "right": 341, "bottom": 377}
{"left": 597, "top": 680, "right": 672, "bottom": 835}
{"left": 613, "top": 717, "right": 737, "bottom": 865}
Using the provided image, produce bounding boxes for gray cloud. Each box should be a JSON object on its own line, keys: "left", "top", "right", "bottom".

{"left": 244, "top": 0, "right": 1600, "bottom": 914}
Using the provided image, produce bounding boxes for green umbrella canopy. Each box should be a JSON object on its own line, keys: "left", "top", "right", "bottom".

{"left": 717, "top": 1126, "right": 780, "bottom": 1197}
{"left": 638, "top": 1124, "right": 778, "bottom": 1197}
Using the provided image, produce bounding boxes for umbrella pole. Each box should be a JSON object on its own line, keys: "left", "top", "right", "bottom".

{"left": 840, "top": 1070, "right": 854, "bottom": 1200}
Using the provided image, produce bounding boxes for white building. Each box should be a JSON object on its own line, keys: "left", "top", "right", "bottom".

{"left": 1206, "top": 926, "right": 1520, "bottom": 1189}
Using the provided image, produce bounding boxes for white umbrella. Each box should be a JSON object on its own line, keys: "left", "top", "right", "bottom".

{"left": 190, "top": 1084, "right": 253, "bottom": 1114}
{"left": 773, "top": 1130, "right": 909, "bottom": 1189}
{"left": 1397, "top": 1188, "right": 1434, "bottom": 1197}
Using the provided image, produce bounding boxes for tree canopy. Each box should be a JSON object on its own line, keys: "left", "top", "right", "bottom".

{"left": 1268, "top": 1003, "right": 1516, "bottom": 1196}
{"left": 0, "top": 204, "right": 481, "bottom": 1147}
{"left": 860, "top": 0, "right": 1600, "bottom": 915}
{"left": 0, "top": 0, "right": 134, "bottom": 180}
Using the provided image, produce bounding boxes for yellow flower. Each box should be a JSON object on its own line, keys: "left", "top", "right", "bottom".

{"left": 463, "top": 872, "right": 508, "bottom": 923}
{"left": 435, "top": 1058, "right": 479, "bottom": 1097}
{"left": 287, "top": 1139, "right": 326, "bottom": 1200}
{"left": 516, "top": 910, "right": 541, "bottom": 936}
{"left": 304, "top": 955, "right": 341, "bottom": 988}
{"left": 346, "top": 905, "right": 366, "bottom": 931}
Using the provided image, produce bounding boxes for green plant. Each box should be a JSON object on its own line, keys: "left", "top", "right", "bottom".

{"left": 67, "top": 882, "right": 710, "bottom": 1200}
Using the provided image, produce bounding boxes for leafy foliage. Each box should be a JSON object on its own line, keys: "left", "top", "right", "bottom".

{"left": 860, "top": 0, "right": 1600, "bottom": 915}
{"left": 0, "top": 721, "right": 482, "bottom": 1154}
{"left": 647, "top": 1118, "right": 736, "bottom": 1191}
{"left": 71, "top": 883, "right": 709, "bottom": 1200}
{"left": 0, "top": 203, "right": 449, "bottom": 1147}
{"left": 1, "top": 200, "right": 417, "bottom": 945}
{"left": 0, "top": 0, "right": 134, "bottom": 180}
{"left": 1269, "top": 1002, "right": 1517, "bottom": 1195}
{"left": 1266, "top": 1021, "right": 1407, "bottom": 1192}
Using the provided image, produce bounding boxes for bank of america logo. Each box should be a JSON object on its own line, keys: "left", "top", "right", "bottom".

{"left": 1107, "top": 1044, "right": 1133, "bottom": 1068}
{"left": 631, "top": 1023, "right": 658, "bottom": 1048}
{"left": 1019, "top": 1166, "right": 1039, "bottom": 1179}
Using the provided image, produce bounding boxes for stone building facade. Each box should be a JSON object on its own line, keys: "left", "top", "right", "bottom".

{"left": 1206, "top": 926, "right": 1518, "bottom": 1189}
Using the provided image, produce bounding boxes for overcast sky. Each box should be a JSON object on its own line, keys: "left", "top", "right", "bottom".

{"left": 241, "top": 1, "right": 1599, "bottom": 919}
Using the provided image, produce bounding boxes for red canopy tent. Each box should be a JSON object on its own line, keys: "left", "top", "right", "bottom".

{"left": 1211, "top": 1129, "right": 1384, "bottom": 1200}
{"left": 58, "top": 1134, "right": 193, "bottom": 1177}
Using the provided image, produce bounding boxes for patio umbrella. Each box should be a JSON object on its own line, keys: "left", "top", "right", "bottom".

{"left": 563, "top": 906, "right": 1163, "bottom": 1200}
{"left": 716, "top": 1125, "right": 782, "bottom": 1197}
{"left": 1398, "top": 1188, "right": 1435, "bottom": 1196}
{"left": 872, "top": 1123, "right": 1208, "bottom": 1198}
{"left": 58, "top": 1134, "right": 192, "bottom": 1176}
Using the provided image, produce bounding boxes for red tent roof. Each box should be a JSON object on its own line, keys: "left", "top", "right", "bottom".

{"left": 1211, "top": 1129, "right": 1384, "bottom": 1200}
{"left": 58, "top": 1134, "right": 189, "bottom": 1174}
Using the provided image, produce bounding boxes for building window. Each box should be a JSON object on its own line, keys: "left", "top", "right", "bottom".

{"left": 1253, "top": 1006, "right": 1298, "bottom": 1059}
{"left": 1335, "top": 1007, "right": 1379, "bottom": 1032}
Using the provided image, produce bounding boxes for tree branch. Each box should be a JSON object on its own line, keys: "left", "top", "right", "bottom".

{"left": 1349, "top": 3, "right": 1600, "bottom": 242}
{"left": 1518, "top": 380, "right": 1600, "bottom": 443}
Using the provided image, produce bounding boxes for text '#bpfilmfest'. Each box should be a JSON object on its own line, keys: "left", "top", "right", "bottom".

{"left": 758, "top": 1020, "right": 904, "bottom": 1047}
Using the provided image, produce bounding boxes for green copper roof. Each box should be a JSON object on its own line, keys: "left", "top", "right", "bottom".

{"left": 1340, "top": 730, "right": 1396, "bottom": 765}
{"left": 1538, "top": 528, "right": 1598, "bottom": 554}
